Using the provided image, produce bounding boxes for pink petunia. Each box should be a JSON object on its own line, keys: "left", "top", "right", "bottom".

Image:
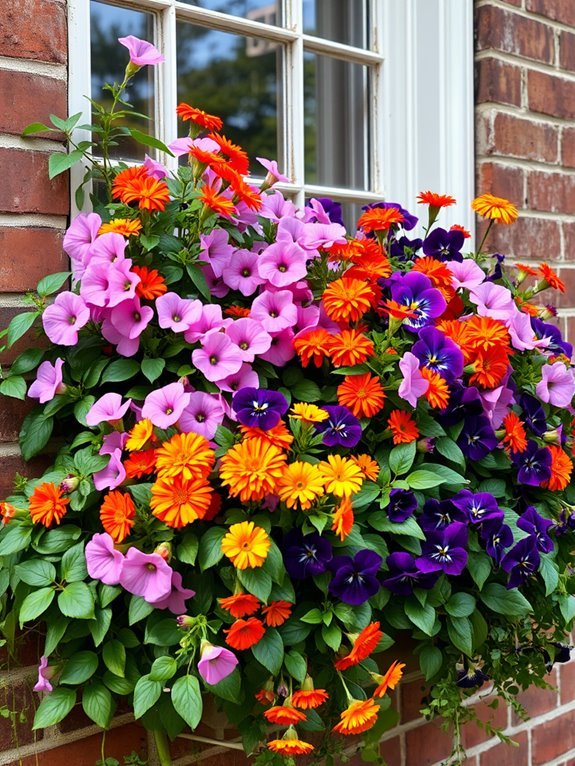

{"left": 33, "top": 656, "right": 54, "bottom": 693}
{"left": 144, "top": 154, "right": 169, "bottom": 180}
{"left": 81, "top": 258, "right": 140, "bottom": 308}
{"left": 63, "top": 212, "right": 102, "bottom": 282}
{"left": 184, "top": 304, "right": 231, "bottom": 344}
{"left": 259, "top": 190, "right": 298, "bottom": 223}
{"left": 177, "top": 391, "right": 226, "bottom": 440}
{"left": 223, "top": 249, "right": 265, "bottom": 295}
{"left": 197, "top": 642, "right": 238, "bottom": 685}
{"left": 141, "top": 382, "right": 191, "bottom": 429}
{"left": 110, "top": 297, "right": 154, "bottom": 339}
{"left": 536, "top": 362, "right": 575, "bottom": 408}
{"left": 120, "top": 548, "right": 173, "bottom": 603}
{"left": 216, "top": 363, "right": 260, "bottom": 394}
{"left": 85, "top": 532, "right": 124, "bottom": 585}
{"left": 118, "top": 35, "right": 165, "bottom": 66}
{"left": 88, "top": 232, "right": 127, "bottom": 266}
{"left": 149, "top": 570, "right": 195, "bottom": 614}
{"left": 398, "top": 351, "right": 429, "bottom": 408}
{"left": 301, "top": 221, "right": 347, "bottom": 251}
{"left": 28, "top": 358, "right": 65, "bottom": 403}
{"left": 250, "top": 289, "right": 298, "bottom": 333}
{"left": 101, "top": 318, "right": 141, "bottom": 357}
{"left": 257, "top": 241, "right": 308, "bottom": 287}
{"left": 202, "top": 264, "right": 230, "bottom": 299}
{"left": 192, "top": 332, "right": 244, "bottom": 382}
{"left": 86, "top": 393, "right": 132, "bottom": 427}
{"left": 447, "top": 259, "right": 486, "bottom": 292}
{"left": 259, "top": 328, "right": 296, "bottom": 367}
{"left": 200, "top": 229, "right": 234, "bottom": 278}
{"left": 42, "top": 292, "right": 90, "bottom": 346}
{"left": 93, "top": 449, "right": 126, "bottom": 491}
{"left": 225, "top": 318, "right": 272, "bottom": 362}
{"left": 468, "top": 282, "right": 515, "bottom": 321}
{"left": 156, "top": 292, "right": 202, "bottom": 332}
{"left": 100, "top": 431, "right": 128, "bottom": 456}
{"left": 256, "top": 157, "right": 290, "bottom": 185}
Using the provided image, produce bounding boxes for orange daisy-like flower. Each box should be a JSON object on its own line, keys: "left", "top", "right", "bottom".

{"left": 200, "top": 183, "right": 237, "bottom": 219}
{"left": 501, "top": 412, "right": 527, "bottom": 454}
{"left": 357, "top": 207, "right": 404, "bottom": 234}
{"left": 322, "top": 277, "right": 376, "bottom": 324}
{"left": 261, "top": 601, "right": 293, "bottom": 627}
{"left": 469, "top": 346, "right": 509, "bottom": 390}
{"left": 239, "top": 421, "right": 294, "bottom": 450}
{"left": 224, "top": 617, "right": 266, "bottom": 650}
{"left": 219, "top": 438, "right": 287, "bottom": 502}
{"left": 417, "top": 191, "right": 456, "bottom": 208}
{"left": 337, "top": 373, "right": 385, "bottom": 418}
{"left": 267, "top": 737, "right": 314, "bottom": 756}
{"left": 387, "top": 410, "right": 419, "bottom": 444}
{"left": 471, "top": 193, "right": 518, "bottom": 225}
{"left": 155, "top": 432, "right": 215, "bottom": 482}
{"left": 100, "top": 490, "right": 136, "bottom": 543}
{"left": 333, "top": 698, "right": 380, "bottom": 736}
{"left": 351, "top": 454, "right": 380, "bottom": 481}
{"left": 515, "top": 297, "right": 540, "bottom": 317}
{"left": 327, "top": 329, "right": 374, "bottom": 367}
{"left": 126, "top": 418, "right": 154, "bottom": 452}
{"left": 189, "top": 146, "right": 222, "bottom": 169}
{"left": 289, "top": 403, "right": 329, "bottom": 423}
{"left": 332, "top": 497, "right": 354, "bottom": 542}
{"left": 256, "top": 687, "right": 276, "bottom": 706}
{"left": 334, "top": 622, "right": 383, "bottom": 671}
{"left": 437, "top": 319, "right": 472, "bottom": 355}
{"left": 176, "top": 103, "right": 223, "bottom": 132}
{"left": 0, "top": 502, "right": 16, "bottom": 525}
{"left": 218, "top": 592, "right": 261, "bottom": 618}
{"left": 111, "top": 166, "right": 147, "bottom": 199}
{"left": 450, "top": 224, "right": 471, "bottom": 238}
{"left": 538, "top": 264, "right": 566, "bottom": 293}
{"left": 98, "top": 218, "right": 143, "bottom": 237}
{"left": 208, "top": 133, "right": 250, "bottom": 175}
{"left": 347, "top": 238, "right": 392, "bottom": 280}
{"left": 132, "top": 266, "right": 168, "bottom": 300}
{"left": 378, "top": 299, "right": 418, "bottom": 321}
{"left": 225, "top": 305, "right": 251, "bottom": 318}
{"left": 124, "top": 448, "right": 157, "bottom": 479}
{"left": 276, "top": 460, "right": 325, "bottom": 510}
{"left": 119, "top": 176, "right": 171, "bottom": 213}
{"left": 412, "top": 256, "right": 455, "bottom": 301}
{"left": 317, "top": 455, "right": 364, "bottom": 498}
{"left": 515, "top": 263, "right": 539, "bottom": 277}
{"left": 463, "top": 316, "right": 510, "bottom": 353}
{"left": 542, "top": 446, "right": 573, "bottom": 491}
{"left": 372, "top": 659, "right": 406, "bottom": 698}
{"left": 294, "top": 328, "right": 333, "bottom": 368}
{"left": 291, "top": 689, "right": 329, "bottom": 710}
{"left": 264, "top": 705, "right": 307, "bottom": 726}
{"left": 150, "top": 475, "right": 213, "bottom": 528}
{"left": 29, "top": 483, "right": 69, "bottom": 527}
{"left": 221, "top": 521, "right": 271, "bottom": 569}
{"left": 421, "top": 367, "right": 451, "bottom": 409}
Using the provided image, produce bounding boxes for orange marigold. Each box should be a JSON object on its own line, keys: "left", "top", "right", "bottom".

{"left": 294, "top": 328, "right": 333, "bottom": 368}
{"left": 337, "top": 373, "right": 385, "bottom": 418}
{"left": 124, "top": 448, "right": 157, "bottom": 479}
{"left": 155, "top": 432, "right": 215, "bottom": 482}
{"left": 417, "top": 191, "right": 456, "bottom": 208}
{"left": 224, "top": 617, "right": 265, "bottom": 650}
{"left": 334, "top": 622, "right": 383, "bottom": 671}
{"left": 322, "top": 277, "right": 376, "bottom": 323}
{"left": 267, "top": 738, "right": 314, "bottom": 756}
{"left": 333, "top": 698, "right": 379, "bottom": 736}
{"left": 218, "top": 593, "right": 261, "bottom": 618}
{"left": 150, "top": 475, "right": 213, "bottom": 527}
{"left": 264, "top": 705, "right": 307, "bottom": 726}
{"left": 469, "top": 346, "right": 509, "bottom": 389}
{"left": 332, "top": 497, "right": 355, "bottom": 542}
{"left": 471, "top": 193, "right": 518, "bottom": 224}
{"left": 327, "top": 329, "right": 374, "bottom": 367}
{"left": 538, "top": 264, "right": 566, "bottom": 293}
{"left": 464, "top": 316, "right": 511, "bottom": 352}
{"left": 219, "top": 438, "right": 287, "bottom": 502}
{"left": 357, "top": 207, "right": 404, "bottom": 233}
{"left": 99, "top": 218, "right": 142, "bottom": 237}
{"left": 387, "top": 410, "right": 419, "bottom": 444}
{"left": 118, "top": 176, "right": 171, "bottom": 212}
{"left": 501, "top": 412, "right": 528, "bottom": 453}
{"left": 261, "top": 601, "right": 293, "bottom": 627}
{"left": 111, "top": 166, "right": 147, "bottom": 199}
{"left": 208, "top": 133, "right": 250, "bottom": 175}
{"left": 542, "top": 446, "right": 573, "bottom": 491}
{"left": 126, "top": 418, "right": 154, "bottom": 452}
{"left": 421, "top": 367, "right": 451, "bottom": 409}
{"left": 176, "top": 103, "right": 223, "bottom": 132}
{"left": 291, "top": 689, "right": 329, "bottom": 710}
{"left": 200, "top": 183, "right": 236, "bottom": 219}
{"left": 276, "top": 460, "right": 325, "bottom": 510}
{"left": 350, "top": 454, "right": 380, "bottom": 481}
{"left": 100, "top": 490, "right": 136, "bottom": 543}
{"left": 29, "top": 483, "right": 69, "bottom": 527}
{"left": 372, "top": 659, "right": 406, "bottom": 698}
{"left": 412, "top": 256, "right": 455, "bottom": 301}
{"left": 132, "top": 266, "right": 167, "bottom": 300}
{"left": 239, "top": 421, "right": 294, "bottom": 450}
{"left": 225, "top": 305, "right": 251, "bottom": 318}
{"left": 378, "top": 299, "right": 418, "bottom": 321}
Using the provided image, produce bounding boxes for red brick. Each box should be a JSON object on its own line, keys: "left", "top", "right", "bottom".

{"left": 482, "top": 215, "right": 561, "bottom": 260}
{"left": 560, "top": 658, "right": 575, "bottom": 704}
{"left": 379, "top": 735, "right": 402, "bottom": 766}
{"left": 561, "top": 127, "right": 575, "bottom": 169}
{"left": 0, "top": 454, "right": 51, "bottom": 498}
{"left": 529, "top": 70, "right": 575, "bottom": 121}
{"left": 0, "top": 149, "right": 69, "bottom": 216}
{"left": 479, "top": 731, "right": 528, "bottom": 766}
{"left": 560, "top": 31, "right": 575, "bottom": 73}
{"left": 0, "top": 70, "right": 66, "bottom": 138}
{"left": 0, "top": 676, "right": 41, "bottom": 750}
{"left": 552, "top": 267, "right": 575, "bottom": 310}
{"left": 488, "top": 112, "right": 558, "bottom": 163}
{"left": 0, "top": 398, "right": 33, "bottom": 442}
{"left": 527, "top": 170, "right": 575, "bottom": 214}
{"left": 477, "top": 163, "right": 525, "bottom": 207}
{"left": 476, "top": 58, "right": 522, "bottom": 108}
{"left": 405, "top": 720, "right": 454, "bottom": 766}
{"left": 532, "top": 707, "right": 575, "bottom": 764}
{"left": 526, "top": 0, "right": 575, "bottom": 26}
{"left": 401, "top": 679, "right": 428, "bottom": 723}
{"left": 0, "top": 0, "right": 67, "bottom": 64}
{"left": 562, "top": 222, "right": 575, "bottom": 262}
{"left": 462, "top": 698, "right": 508, "bottom": 750}
{"left": 0, "top": 228, "right": 67, "bottom": 292}
{"left": 511, "top": 669, "right": 557, "bottom": 723}
{"left": 476, "top": 5, "right": 555, "bottom": 64}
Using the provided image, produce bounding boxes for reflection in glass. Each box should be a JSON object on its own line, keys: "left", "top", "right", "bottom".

{"left": 180, "top": 0, "right": 281, "bottom": 26}
{"left": 176, "top": 22, "right": 282, "bottom": 175}
{"left": 304, "top": 52, "right": 370, "bottom": 191}
{"left": 90, "top": 1, "right": 156, "bottom": 161}
{"left": 303, "top": 0, "right": 369, "bottom": 48}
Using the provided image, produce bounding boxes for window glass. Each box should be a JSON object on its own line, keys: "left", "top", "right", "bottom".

{"left": 179, "top": 0, "right": 282, "bottom": 27}
{"left": 303, "top": 0, "right": 369, "bottom": 47}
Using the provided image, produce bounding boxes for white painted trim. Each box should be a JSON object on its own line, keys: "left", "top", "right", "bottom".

{"left": 68, "top": 0, "right": 93, "bottom": 215}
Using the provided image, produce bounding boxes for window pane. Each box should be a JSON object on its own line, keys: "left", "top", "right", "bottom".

{"left": 179, "top": 0, "right": 282, "bottom": 27}
{"left": 90, "top": 0, "right": 155, "bottom": 160}
{"left": 304, "top": 52, "right": 370, "bottom": 190}
{"left": 303, "top": 0, "right": 369, "bottom": 47}
{"left": 176, "top": 22, "right": 283, "bottom": 175}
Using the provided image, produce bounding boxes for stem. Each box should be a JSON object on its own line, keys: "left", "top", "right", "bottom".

{"left": 100, "top": 730, "right": 106, "bottom": 764}
{"left": 476, "top": 218, "right": 494, "bottom": 255}
{"left": 152, "top": 728, "right": 173, "bottom": 766}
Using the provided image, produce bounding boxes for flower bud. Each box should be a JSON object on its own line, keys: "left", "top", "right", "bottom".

{"left": 543, "top": 426, "right": 563, "bottom": 445}
{"left": 416, "top": 437, "right": 435, "bottom": 453}
{"left": 59, "top": 474, "right": 80, "bottom": 494}
{"left": 154, "top": 542, "right": 172, "bottom": 562}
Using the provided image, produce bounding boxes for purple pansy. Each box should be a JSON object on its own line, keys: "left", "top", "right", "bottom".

{"left": 419, "top": 498, "right": 468, "bottom": 533}
{"left": 457, "top": 415, "right": 499, "bottom": 462}
{"left": 422, "top": 227, "right": 464, "bottom": 261}
{"left": 519, "top": 394, "right": 547, "bottom": 437}
{"left": 381, "top": 552, "right": 438, "bottom": 596}
{"left": 531, "top": 318, "right": 573, "bottom": 359}
{"left": 387, "top": 489, "right": 418, "bottom": 523}
{"left": 517, "top": 507, "right": 554, "bottom": 553}
{"left": 411, "top": 326, "right": 464, "bottom": 382}
{"left": 479, "top": 519, "right": 513, "bottom": 565}
{"left": 327, "top": 550, "right": 382, "bottom": 605}
{"left": 232, "top": 387, "right": 289, "bottom": 430}
{"left": 416, "top": 522, "right": 468, "bottom": 576}
{"left": 512, "top": 440, "right": 552, "bottom": 486}
{"left": 283, "top": 530, "right": 333, "bottom": 579}
{"left": 501, "top": 536, "right": 540, "bottom": 589}
{"left": 437, "top": 385, "right": 483, "bottom": 427}
{"left": 315, "top": 405, "right": 362, "bottom": 448}
{"left": 390, "top": 272, "right": 447, "bottom": 331}
{"left": 451, "top": 490, "right": 504, "bottom": 526}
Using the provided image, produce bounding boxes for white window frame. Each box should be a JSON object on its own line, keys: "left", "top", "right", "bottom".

{"left": 68, "top": 0, "right": 475, "bottom": 236}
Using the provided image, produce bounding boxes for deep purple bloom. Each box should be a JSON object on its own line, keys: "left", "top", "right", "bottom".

{"left": 519, "top": 394, "right": 547, "bottom": 437}
{"left": 307, "top": 197, "right": 344, "bottom": 226}
{"left": 451, "top": 490, "right": 503, "bottom": 526}
{"left": 232, "top": 387, "right": 289, "bottom": 430}
{"left": 419, "top": 498, "right": 467, "bottom": 532}
{"left": 283, "top": 530, "right": 333, "bottom": 579}
{"left": 532, "top": 318, "right": 573, "bottom": 359}
{"left": 315, "top": 405, "right": 362, "bottom": 448}
{"left": 512, "top": 441, "right": 552, "bottom": 486}
{"left": 412, "top": 327, "right": 464, "bottom": 382}
{"left": 517, "top": 507, "right": 554, "bottom": 553}
{"left": 387, "top": 489, "right": 418, "bottom": 523}
{"left": 328, "top": 550, "right": 382, "bottom": 605}
{"left": 389, "top": 272, "right": 447, "bottom": 331}
{"left": 381, "top": 552, "right": 437, "bottom": 595}
{"left": 416, "top": 522, "right": 468, "bottom": 576}
{"left": 457, "top": 415, "right": 499, "bottom": 461}
{"left": 437, "top": 385, "right": 483, "bottom": 427}
{"left": 456, "top": 666, "right": 490, "bottom": 688}
{"left": 388, "top": 235, "right": 423, "bottom": 260}
{"left": 501, "top": 536, "right": 540, "bottom": 589}
{"left": 479, "top": 519, "right": 513, "bottom": 564}
{"left": 422, "top": 227, "right": 464, "bottom": 261}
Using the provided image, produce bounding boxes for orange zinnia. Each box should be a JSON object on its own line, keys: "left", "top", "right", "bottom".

{"left": 28, "top": 483, "right": 69, "bottom": 527}
{"left": 501, "top": 412, "right": 527, "bottom": 454}
{"left": 351, "top": 454, "right": 380, "bottom": 481}
{"left": 126, "top": 418, "right": 154, "bottom": 452}
{"left": 111, "top": 166, "right": 147, "bottom": 199}
{"left": 421, "top": 367, "right": 451, "bottom": 409}
{"left": 100, "top": 490, "right": 136, "bottom": 543}
{"left": 276, "top": 460, "right": 325, "bottom": 510}
{"left": 464, "top": 316, "right": 510, "bottom": 353}
{"left": 239, "top": 421, "right": 294, "bottom": 450}
{"left": 123, "top": 448, "right": 157, "bottom": 479}
{"left": 150, "top": 475, "right": 212, "bottom": 527}
{"left": 332, "top": 497, "right": 354, "bottom": 542}
{"left": 261, "top": 601, "right": 293, "bottom": 627}
{"left": 208, "top": 133, "right": 249, "bottom": 175}
{"left": 155, "top": 432, "right": 215, "bottom": 482}
{"left": 264, "top": 705, "right": 307, "bottom": 726}
{"left": 337, "top": 373, "right": 385, "bottom": 418}
{"left": 334, "top": 622, "right": 383, "bottom": 671}
{"left": 357, "top": 207, "right": 404, "bottom": 233}
{"left": 417, "top": 191, "right": 456, "bottom": 208}
{"left": 387, "top": 410, "right": 419, "bottom": 444}
{"left": 176, "top": 103, "right": 223, "bottom": 132}
{"left": 267, "top": 737, "right": 314, "bottom": 756}
{"left": 469, "top": 346, "right": 509, "bottom": 389}
{"left": 412, "top": 256, "right": 455, "bottom": 301}
{"left": 294, "top": 328, "right": 333, "bottom": 368}
{"left": 200, "top": 183, "right": 236, "bottom": 219}
{"left": 132, "top": 266, "right": 167, "bottom": 300}
{"left": 119, "top": 176, "right": 171, "bottom": 212}
{"left": 327, "top": 329, "right": 374, "bottom": 367}
{"left": 218, "top": 592, "right": 261, "bottom": 618}
{"left": 515, "top": 263, "right": 539, "bottom": 277}
{"left": 322, "top": 277, "right": 376, "bottom": 324}
{"left": 333, "top": 698, "right": 379, "bottom": 736}
{"left": 225, "top": 305, "right": 251, "bottom": 318}
{"left": 291, "top": 689, "right": 329, "bottom": 710}
{"left": 542, "top": 446, "right": 573, "bottom": 491}
{"left": 218, "top": 438, "right": 287, "bottom": 502}
{"left": 471, "top": 193, "right": 518, "bottom": 224}
{"left": 98, "top": 218, "right": 142, "bottom": 237}
{"left": 318, "top": 455, "right": 364, "bottom": 498}
{"left": 372, "top": 659, "right": 406, "bottom": 698}
{"left": 224, "top": 617, "right": 265, "bottom": 650}
{"left": 538, "top": 264, "right": 566, "bottom": 293}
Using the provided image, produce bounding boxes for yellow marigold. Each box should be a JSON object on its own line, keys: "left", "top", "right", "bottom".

{"left": 471, "top": 193, "right": 518, "bottom": 224}
{"left": 150, "top": 475, "right": 213, "bottom": 528}
{"left": 318, "top": 455, "right": 363, "bottom": 498}
{"left": 333, "top": 698, "right": 380, "bottom": 735}
{"left": 98, "top": 218, "right": 142, "bottom": 237}
{"left": 276, "top": 461, "right": 325, "bottom": 510}
{"left": 350, "top": 454, "right": 380, "bottom": 481}
{"left": 155, "top": 432, "right": 216, "bottom": 481}
{"left": 322, "top": 277, "right": 375, "bottom": 324}
{"left": 219, "top": 438, "right": 287, "bottom": 502}
{"left": 126, "top": 419, "right": 154, "bottom": 452}
{"left": 221, "top": 521, "right": 271, "bottom": 569}
{"left": 289, "top": 402, "right": 329, "bottom": 423}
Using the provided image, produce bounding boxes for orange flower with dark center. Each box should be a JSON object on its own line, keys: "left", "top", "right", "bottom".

{"left": 150, "top": 475, "right": 212, "bottom": 528}
{"left": 327, "top": 329, "right": 374, "bottom": 367}
{"left": 420, "top": 367, "right": 451, "bottom": 409}
{"left": 124, "top": 448, "right": 157, "bottom": 479}
{"left": 542, "top": 446, "right": 573, "bottom": 491}
{"left": 501, "top": 412, "right": 527, "bottom": 454}
{"left": 322, "top": 277, "right": 376, "bottom": 324}
{"left": 332, "top": 497, "right": 354, "bottom": 542}
{"left": 469, "top": 346, "right": 509, "bottom": 389}
{"left": 118, "top": 176, "right": 171, "bottom": 212}
{"left": 29, "top": 483, "right": 69, "bottom": 527}
{"left": 224, "top": 617, "right": 266, "bottom": 650}
{"left": 387, "top": 410, "right": 419, "bottom": 444}
{"left": 538, "top": 264, "right": 565, "bottom": 292}
{"left": 263, "top": 705, "right": 307, "bottom": 726}
{"left": 99, "top": 218, "right": 142, "bottom": 237}
{"left": 337, "top": 373, "right": 385, "bottom": 418}
{"left": 437, "top": 319, "right": 472, "bottom": 355}
{"left": 417, "top": 191, "right": 456, "bottom": 207}
{"left": 218, "top": 592, "right": 261, "bottom": 618}
{"left": 471, "top": 193, "right": 518, "bottom": 224}
{"left": 334, "top": 622, "right": 383, "bottom": 671}
{"left": 199, "top": 183, "right": 237, "bottom": 219}
{"left": 350, "top": 454, "right": 380, "bottom": 481}
{"left": 176, "top": 103, "right": 223, "bottom": 132}
{"left": 372, "top": 659, "right": 406, "bottom": 698}
{"left": 219, "top": 438, "right": 287, "bottom": 502}
{"left": 261, "top": 601, "right": 293, "bottom": 627}
{"left": 155, "top": 432, "right": 215, "bottom": 482}
{"left": 208, "top": 133, "right": 250, "bottom": 175}
{"left": 276, "top": 461, "right": 325, "bottom": 510}
{"left": 357, "top": 207, "right": 404, "bottom": 233}
{"left": 294, "top": 328, "right": 333, "bottom": 368}
{"left": 291, "top": 689, "right": 329, "bottom": 710}
{"left": 99, "top": 490, "right": 136, "bottom": 543}
{"left": 333, "top": 698, "right": 379, "bottom": 735}
{"left": 464, "top": 316, "right": 510, "bottom": 353}
{"left": 132, "top": 265, "right": 168, "bottom": 300}
{"left": 239, "top": 421, "right": 294, "bottom": 450}
{"left": 225, "top": 305, "right": 251, "bottom": 318}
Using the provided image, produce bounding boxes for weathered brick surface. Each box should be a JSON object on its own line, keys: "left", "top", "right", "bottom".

{"left": 528, "top": 70, "right": 575, "bottom": 121}
{"left": 531, "top": 708, "right": 575, "bottom": 764}
{"left": 0, "top": 228, "right": 67, "bottom": 292}
{"left": 405, "top": 721, "right": 454, "bottom": 766}
{"left": 477, "top": 162, "right": 525, "bottom": 206}
{"left": 479, "top": 732, "right": 529, "bottom": 766}
{"left": 476, "top": 5, "right": 555, "bottom": 64}
{"left": 478, "top": 111, "right": 559, "bottom": 164}
{"left": 476, "top": 57, "right": 522, "bottom": 107}
{"left": 527, "top": 171, "right": 575, "bottom": 214}
{"left": 0, "top": 0, "right": 67, "bottom": 64}
{"left": 0, "top": 149, "right": 69, "bottom": 216}
{"left": 0, "top": 70, "right": 66, "bottom": 137}
{"left": 526, "top": 0, "right": 575, "bottom": 27}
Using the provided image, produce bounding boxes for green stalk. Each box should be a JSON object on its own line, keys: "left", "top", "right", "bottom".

{"left": 152, "top": 728, "right": 172, "bottom": 766}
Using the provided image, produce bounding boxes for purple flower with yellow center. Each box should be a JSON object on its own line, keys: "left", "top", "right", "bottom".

{"left": 501, "top": 536, "right": 540, "bottom": 589}
{"left": 457, "top": 415, "right": 498, "bottom": 462}
{"left": 283, "top": 530, "right": 333, "bottom": 579}
{"left": 412, "top": 326, "right": 464, "bottom": 382}
{"left": 422, "top": 227, "right": 464, "bottom": 261}
{"left": 420, "top": 498, "right": 467, "bottom": 532}
{"left": 328, "top": 550, "right": 382, "bottom": 605}
{"left": 315, "top": 405, "right": 362, "bottom": 448}
{"left": 232, "top": 387, "right": 288, "bottom": 431}
{"left": 451, "top": 490, "right": 503, "bottom": 526}
{"left": 519, "top": 394, "right": 547, "bottom": 437}
{"left": 389, "top": 272, "right": 446, "bottom": 331}
{"left": 479, "top": 519, "right": 513, "bottom": 565}
{"left": 517, "top": 507, "right": 554, "bottom": 553}
{"left": 387, "top": 489, "right": 417, "bottom": 523}
{"left": 512, "top": 440, "right": 552, "bottom": 486}
{"left": 416, "top": 522, "right": 468, "bottom": 576}
{"left": 381, "top": 552, "right": 438, "bottom": 595}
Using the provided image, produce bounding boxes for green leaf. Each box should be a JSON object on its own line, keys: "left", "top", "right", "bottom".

{"left": 416, "top": 411, "right": 446, "bottom": 438}
{"left": 59, "top": 651, "right": 98, "bottom": 685}
{"left": 7, "top": 311, "right": 39, "bottom": 347}
{"left": 291, "top": 379, "right": 322, "bottom": 402}
{"left": 404, "top": 599, "right": 436, "bottom": 635}
{"left": 133, "top": 675, "right": 163, "bottom": 719}
{"left": 141, "top": 358, "right": 165, "bottom": 383}
{"left": 89, "top": 607, "right": 112, "bottom": 647}
{"left": 470, "top": 610, "right": 488, "bottom": 650}
{"left": 37, "top": 271, "right": 70, "bottom": 297}
{"left": 61, "top": 541, "right": 88, "bottom": 582}
{"left": 406, "top": 470, "right": 446, "bottom": 490}
{"left": 419, "top": 644, "right": 443, "bottom": 681}
{"left": 171, "top": 675, "right": 202, "bottom": 730}
{"left": 177, "top": 532, "right": 199, "bottom": 565}
{"left": 204, "top": 668, "right": 241, "bottom": 703}
{"left": 301, "top": 608, "right": 323, "bottom": 625}
{"left": 48, "top": 149, "right": 84, "bottom": 179}
{"left": 560, "top": 595, "right": 575, "bottom": 625}
{"left": 103, "top": 671, "right": 134, "bottom": 695}
{"left": 187, "top": 263, "right": 211, "bottom": 301}
{"left": 100, "top": 358, "right": 140, "bottom": 383}
{"left": 32, "top": 525, "right": 81, "bottom": 554}
{"left": 74, "top": 446, "right": 109, "bottom": 475}
{"left": 145, "top": 618, "right": 181, "bottom": 646}
{"left": 369, "top": 514, "right": 425, "bottom": 539}
{"left": 435, "top": 437, "right": 466, "bottom": 469}
{"left": 45, "top": 615, "right": 69, "bottom": 655}
{"left": 129, "top": 128, "right": 174, "bottom": 155}
{"left": 321, "top": 623, "right": 342, "bottom": 651}
{"left": 424, "top": 463, "right": 469, "bottom": 486}
{"left": 129, "top": 595, "right": 155, "bottom": 625}
{"left": 50, "top": 111, "right": 82, "bottom": 132}
{"left": 389, "top": 442, "right": 416, "bottom": 476}
{"left": 19, "top": 408, "right": 54, "bottom": 460}
{"left": 58, "top": 581, "right": 94, "bottom": 619}
{"left": 74, "top": 396, "right": 95, "bottom": 426}
{"left": 466, "top": 551, "right": 492, "bottom": 590}
{"left": 103, "top": 639, "right": 126, "bottom": 677}
{"left": 82, "top": 682, "right": 114, "bottom": 729}
{"left": 351, "top": 482, "right": 381, "bottom": 510}
{"left": 539, "top": 554, "right": 559, "bottom": 596}
{"left": 22, "top": 121, "right": 52, "bottom": 136}
{"left": 127, "top": 483, "right": 152, "bottom": 507}
{"left": 445, "top": 592, "right": 477, "bottom": 618}
{"left": 238, "top": 567, "right": 272, "bottom": 602}
{"left": 446, "top": 616, "right": 474, "bottom": 656}
{"left": 252, "top": 628, "right": 284, "bottom": 674}
{"left": 262, "top": 541, "right": 285, "bottom": 584}
{"left": 19, "top": 587, "right": 55, "bottom": 625}
{"left": 0, "top": 375, "right": 27, "bottom": 400}
{"left": 33, "top": 688, "right": 76, "bottom": 729}
{"left": 150, "top": 656, "right": 178, "bottom": 682}
{"left": 0, "top": 522, "right": 33, "bottom": 555}
{"left": 198, "top": 527, "right": 226, "bottom": 571}
{"left": 284, "top": 650, "right": 307, "bottom": 683}
{"left": 479, "top": 583, "right": 532, "bottom": 617}
{"left": 139, "top": 234, "right": 161, "bottom": 252}
{"left": 10, "top": 348, "right": 45, "bottom": 375}
{"left": 15, "top": 559, "right": 56, "bottom": 587}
